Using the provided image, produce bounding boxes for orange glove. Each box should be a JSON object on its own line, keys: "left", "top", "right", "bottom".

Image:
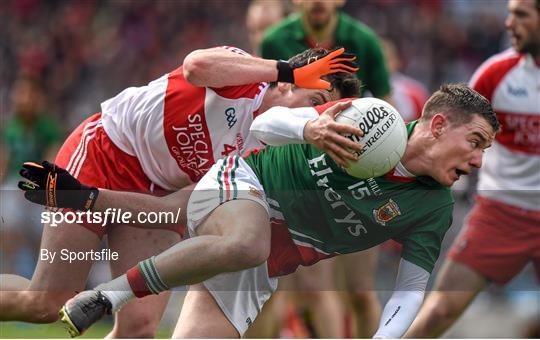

{"left": 277, "top": 47, "right": 359, "bottom": 90}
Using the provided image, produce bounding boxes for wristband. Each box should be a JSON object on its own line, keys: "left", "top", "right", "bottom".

{"left": 276, "top": 60, "right": 294, "bottom": 83}
{"left": 81, "top": 187, "right": 99, "bottom": 211}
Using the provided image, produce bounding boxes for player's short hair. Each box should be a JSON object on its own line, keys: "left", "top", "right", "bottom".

{"left": 273, "top": 47, "right": 362, "bottom": 99}
{"left": 421, "top": 83, "right": 500, "bottom": 133}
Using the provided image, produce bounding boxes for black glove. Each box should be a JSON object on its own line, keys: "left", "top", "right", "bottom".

{"left": 18, "top": 161, "right": 99, "bottom": 211}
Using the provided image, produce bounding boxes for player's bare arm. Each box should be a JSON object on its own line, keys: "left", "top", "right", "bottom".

{"left": 184, "top": 46, "right": 358, "bottom": 89}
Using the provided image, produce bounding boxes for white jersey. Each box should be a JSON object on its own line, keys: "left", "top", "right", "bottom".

{"left": 100, "top": 47, "right": 268, "bottom": 190}
{"left": 390, "top": 73, "right": 429, "bottom": 122}
{"left": 469, "top": 49, "right": 540, "bottom": 211}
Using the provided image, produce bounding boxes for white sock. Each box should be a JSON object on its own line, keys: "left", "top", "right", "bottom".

{"left": 95, "top": 274, "right": 134, "bottom": 313}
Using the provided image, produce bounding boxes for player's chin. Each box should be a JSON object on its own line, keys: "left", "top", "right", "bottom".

{"left": 437, "top": 173, "right": 456, "bottom": 187}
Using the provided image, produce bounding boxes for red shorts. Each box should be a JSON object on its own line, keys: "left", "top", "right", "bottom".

{"left": 55, "top": 113, "right": 184, "bottom": 238}
{"left": 449, "top": 196, "right": 540, "bottom": 285}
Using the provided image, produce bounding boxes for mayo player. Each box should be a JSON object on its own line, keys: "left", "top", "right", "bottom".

{"left": 406, "top": 0, "right": 540, "bottom": 337}
{"left": 20, "top": 84, "right": 499, "bottom": 338}
{"left": 0, "top": 45, "right": 359, "bottom": 338}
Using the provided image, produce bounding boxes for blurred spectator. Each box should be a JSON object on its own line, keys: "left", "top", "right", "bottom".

{"left": 405, "top": 0, "right": 540, "bottom": 337}
{"left": 1, "top": 76, "right": 61, "bottom": 277}
{"left": 261, "top": 0, "right": 392, "bottom": 101}
{"left": 246, "top": 0, "right": 287, "bottom": 54}
{"left": 2, "top": 77, "right": 61, "bottom": 180}
{"left": 382, "top": 38, "right": 429, "bottom": 122}
{"left": 1, "top": 0, "right": 507, "bottom": 125}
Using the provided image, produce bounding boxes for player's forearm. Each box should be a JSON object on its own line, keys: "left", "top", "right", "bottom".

{"left": 250, "top": 106, "right": 318, "bottom": 145}
{"left": 373, "top": 290, "right": 425, "bottom": 338}
{"left": 183, "top": 48, "right": 278, "bottom": 88}
{"left": 93, "top": 188, "right": 191, "bottom": 229}
{"left": 373, "top": 259, "right": 429, "bottom": 338}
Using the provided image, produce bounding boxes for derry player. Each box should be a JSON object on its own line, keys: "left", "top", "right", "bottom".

{"left": 21, "top": 84, "right": 499, "bottom": 338}
{"left": 405, "top": 0, "right": 540, "bottom": 337}
{"left": 0, "top": 45, "right": 359, "bottom": 338}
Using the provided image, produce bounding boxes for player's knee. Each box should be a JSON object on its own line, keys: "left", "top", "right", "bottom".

{"left": 226, "top": 236, "right": 270, "bottom": 270}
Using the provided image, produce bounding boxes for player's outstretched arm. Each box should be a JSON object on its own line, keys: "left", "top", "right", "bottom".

{"left": 183, "top": 46, "right": 357, "bottom": 90}
{"left": 251, "top": 100, "right": 364, "bottom": 167}
{"left": 373, "top": 259, "right": 429, "bottom": 339}
{"left": 18, "top": 161, "right": 191, "bottom": 229}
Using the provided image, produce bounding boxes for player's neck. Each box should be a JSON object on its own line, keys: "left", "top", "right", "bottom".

{"left": 400, "top": 126, "right": 433, "bottom": 177}
{"left": 302, "top": 14, "right": 338, "bottom": 47}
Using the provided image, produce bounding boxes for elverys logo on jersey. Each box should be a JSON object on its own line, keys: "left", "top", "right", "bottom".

{"left": 308, "top": 154, "right": 368, "bottom": 237}
{"left": 373, "top": 199, "right": 401, "bottom": 226}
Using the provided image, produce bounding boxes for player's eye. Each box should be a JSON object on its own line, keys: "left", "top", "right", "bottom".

{"left": 470, "top": 140, "right": 479, "bottom": 149}
{"left": 310, "top": 98, "right": 321, "bottom": 106}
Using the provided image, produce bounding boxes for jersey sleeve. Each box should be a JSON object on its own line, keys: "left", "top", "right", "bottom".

{"left": 468, "top": 50, "right": 522, "bottom": 102}
{"left": 393, "top": 204, "right": 453, "bottom": 273}
{"left": 210, "top": 46, "right": 267, "bottom": 99}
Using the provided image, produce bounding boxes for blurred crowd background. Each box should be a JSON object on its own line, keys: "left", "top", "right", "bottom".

{"left": 0, "top": 0, "right": 508, "bottom": 131}
{"left": 0, "top": 0, "right": 537, "bottom": 338}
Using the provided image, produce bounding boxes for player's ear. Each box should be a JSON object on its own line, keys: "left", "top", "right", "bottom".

{"left": 276, "top": 82, "right": 291, "bottom": 94}
{"left": 430, "top": 113, "right": 447, "bottom": 138}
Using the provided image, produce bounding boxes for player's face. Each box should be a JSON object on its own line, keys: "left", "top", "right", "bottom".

{"left": 430, "top": 115, "right": 495, "bottom": 187}
{"left": 506, "top": 0, "right": 540, "bottom": 55}
{"left": 279, "top": 84, "right": 341, "bottom": 108}
{"left": 294, "top": 0, "right": 345, "bottom": 29}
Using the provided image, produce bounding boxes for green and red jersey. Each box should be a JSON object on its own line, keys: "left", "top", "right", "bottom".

{"left": 244, "top": 122, "right": 453, "bottom": 277}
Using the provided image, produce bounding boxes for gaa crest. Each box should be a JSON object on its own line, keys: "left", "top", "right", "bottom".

{"left": 373, "top": 199, "right": 401, "bottom": 226}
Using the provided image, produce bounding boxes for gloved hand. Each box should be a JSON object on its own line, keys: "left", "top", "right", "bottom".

{"left": 277, "top": 47, "right": 359, "bottom": 90}
{"left": 18, "top": 161, "right": 99, "bottom": 211}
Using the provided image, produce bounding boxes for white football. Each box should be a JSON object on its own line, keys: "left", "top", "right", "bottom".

{"left": 336, "top": 98, "right": 408, "bottom": 179}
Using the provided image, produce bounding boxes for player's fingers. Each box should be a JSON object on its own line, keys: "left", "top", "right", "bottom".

{"left": 18, "top": 180, "right": 39, "bottom": 191}
{"left": 22, "top": 161, "right": 44, "bottom": 169}
{"left": 330, "top": 56, "right": 357, "bottom": 64}
{"left": 22, "top": 161, "right": 45, "bottom": 172}
{"left": 334, "top": 52, "right": 356, "bottom": 60}
{"left": 340, "top": 149, "right": 358, "bottom": 162}
{"left": 332, "top": 122, "right": 364, "bottom": 136}
{"left": 309, "top": 79, "right": 331, "bottom": 90}
{"left": 322, "top": 47, "right": 345, "bottom": 61}
{"left": 24, "top": 189, "right": 44, "bottom": 205}
{"left": 21, "top": 161, "right": 48, "bottom": 180}
{"left": 19, "top": 168, "right": 41, "bottom": 183}
{"left": 329, "top": 65, "right": 359, "bottom": 73}
{"left": 331, "top": 61, "right": 359, "bottom": 70}
{"left": 323, "top": 101, "right": 353, "bottom": 117}
{"left": 325, "top": 148, "right": 348, "bottom": 168}
{"left": 331, "top": 133, "right": 363, "bottom": 152}
{"left": 326, "top": 141, "right": 356, "bottom": 163}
